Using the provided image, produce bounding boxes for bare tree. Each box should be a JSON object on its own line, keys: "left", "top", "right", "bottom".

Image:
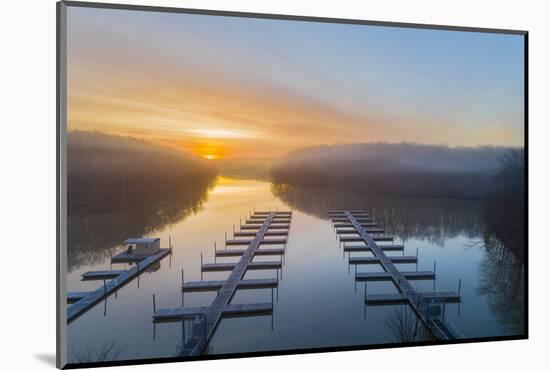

{"left": 71, "top": 340, "right": 126, "bottom": 363}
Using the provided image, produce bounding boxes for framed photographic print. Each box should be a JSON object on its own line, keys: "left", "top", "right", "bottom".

{"left": 57, "top": 1, "right": 528, "bottom": 368}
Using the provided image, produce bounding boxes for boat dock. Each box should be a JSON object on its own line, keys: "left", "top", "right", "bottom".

{"left": 329, "top": 210, "right": 463, "bottom": 340}
{"left": 153, "top": 210, "right": 292, "bottom": 356}
{"left": 67, "top": 247, "right": 171, "bottom": 324}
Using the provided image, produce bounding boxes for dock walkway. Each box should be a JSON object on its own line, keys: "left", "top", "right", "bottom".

{"left": 154, "top": 210, "right": 292, "bottom": 356}
{"left": 67, "top": 248, "right": 171, "bottom": 323}
{"left": 330, "top": 210, "right": 462, "bottom": 340}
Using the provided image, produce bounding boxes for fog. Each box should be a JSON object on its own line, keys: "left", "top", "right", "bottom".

{"left": 272, "top": 143, "right": 522, "bottom": 199}
{"left": 278, "top": 143, "right": 511, "bottom": 174}
{"left": 68, "top": 131, "right": 217, "bottom": 214}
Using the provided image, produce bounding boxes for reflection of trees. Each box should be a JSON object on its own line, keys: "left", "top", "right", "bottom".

{"left": 70, "top": 339, "right": 126, "bottom": 363}
{"left": 385, "top": 305, "right": 433, "bottom": 343}
{"left": 485, "top": 149, "right": 525, "bottom": 262}
{"left": 68, "top": 131, "right": 217, "bottom": 215}
{"left": 478, "top": 233, "right": 525, "bottom": 336}
{"left": 271, "top": 183, "right": 484, "bottom": 244}
{"left": 68, "top": 177, "right": 216, "bottom": 272}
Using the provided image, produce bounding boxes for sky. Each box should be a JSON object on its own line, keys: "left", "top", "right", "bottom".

{"left": 67, "top": 6, "right": 525, "bottom": 160}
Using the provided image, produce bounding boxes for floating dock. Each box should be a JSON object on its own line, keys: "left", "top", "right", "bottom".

{"left": 343, "top": 245, "right": 404, "bottom": 252}
{"left": 330, "top": 210, "right": 463, "bottom": 340}
{"left": 67, "top": 247, "right": 171, "bottom": 323}
{"left": 153, "top": 210, "right": 292, "bottom": 356}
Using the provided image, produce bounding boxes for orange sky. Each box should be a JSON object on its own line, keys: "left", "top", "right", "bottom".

{"left": 68, "top": 62, "right": 376, "bottom": 159}
{"left": 67, "top": 7, "right": 524, "bottom": 160}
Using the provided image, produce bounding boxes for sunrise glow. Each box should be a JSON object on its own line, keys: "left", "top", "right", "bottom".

{"left": 67, "top": 7, "right": 524, "bottom": 159}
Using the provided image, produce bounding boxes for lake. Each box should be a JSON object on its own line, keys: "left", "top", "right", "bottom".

{"left": 66, "top": 176, "right": 525, "bottom": 363}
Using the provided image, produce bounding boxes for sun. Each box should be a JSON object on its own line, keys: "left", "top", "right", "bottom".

{"left": 202, "top": 154, "right": 220, "bottom": 160}
{"left": 192, "top": 141, "right": 225, "bottom": 160}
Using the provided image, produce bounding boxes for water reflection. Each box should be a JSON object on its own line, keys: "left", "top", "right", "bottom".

{"left": 385, "top": 305, "right": 432, "bottom": 343}
{"left": 272, "top": 181, "right": 526, "bottom": 338}
{"left": 66, "top": 177, "right": 526, "bottom": 363}
{"left": 271, "top": 182, "right": 485, "bottom": 245}
{"left": 70, "top": 339, "right": 126, "bottom": 363}
{"left": 68, "top": 178, "right": 217, "bottom": 272}
{"left": 478, "top": 233, "right": 525, "bottom": 335}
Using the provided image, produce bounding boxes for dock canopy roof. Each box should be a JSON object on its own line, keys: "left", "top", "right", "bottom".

{"left": 124, "top": 238, "right": 160, "bottom": 245}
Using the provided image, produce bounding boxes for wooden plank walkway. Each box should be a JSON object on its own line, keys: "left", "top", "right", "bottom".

{"left": 365, "top": 292, "right": 461, "bottom": 305}
{"left": 339, "top": 235, "right": 394, "bottom": 242}
{"left": 251, "top": 215, "right": 291, "bottom": 220}
{"left": 337, "top": 228, "right": 385, "bottom": 234}
{"left": 241, "top": 224, "right": 288, "bottom": 230}
{"left": 234, "top": 231, "right": 288, "bottom": 237}
{"left": 330, "top": 210, "right": 462, "bottom": 340}
{"left": 343, "top": 245, "right": 404, "bottom": 252}
{"left": 333, "top": 222, "right": 379, "bottom": 228}
{"left": 154, "top": 303, "right": 273, "bottom": 322}
{"left": 182, "top": 278, "right": 278, "bottom": 292}
{"left": 225, "top": 238, "right": 287, "bottom": 246}
{"left": 81, "top": 270, "right": 124, "bottom": 281}
{"left": 154, "top": 210, "right": 292, "bottom": 356}
{"left": 110, "top": 252, "right": 147, "bottom": 263}
{"left": 215, "top": 248, "right": 284, "bottom": 257}
{"left": 255, "top": 211, "right": 291, "bottom": 215}
{"left": 331, "top": 216, "right": 372, "bottom": 220}
{"left": 245, "top": 219, "right": 289, "bottom": 225}
{"left": 349, "top": 256, "right": 417, "bottom": 264}
{"left": 201, "top": 261, "right": 282, "bottom": 271}
{"left": 67, "top": 248, "right": 171, "bottom": 324}
{"left": 67, "top": 291, "right": 91, "bottom": 304}
{"left": 356, "top": 271, "right": 435, "bottom": 281}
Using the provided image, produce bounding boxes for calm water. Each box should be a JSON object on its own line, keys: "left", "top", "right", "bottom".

{"left": 66, "top": 176, "right": 525, "bottom": 363}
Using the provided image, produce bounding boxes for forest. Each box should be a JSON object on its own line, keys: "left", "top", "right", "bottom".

{"left": 271, "top": 143, "right": 516, "bottom": 199}
{"left": 67, "top": 131, "right": 217, "bottom": 215}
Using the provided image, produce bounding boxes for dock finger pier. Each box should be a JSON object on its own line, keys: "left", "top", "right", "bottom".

{"left": 329, "top": 210, "right": 464, "bottom": 340}
{"left": 153, "top": 210, "right": 292, "bottom": 356}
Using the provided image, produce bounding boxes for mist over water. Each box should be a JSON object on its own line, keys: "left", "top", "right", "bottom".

{"left": 66, "top": 174, "right": 524, "bottom": 363}
{"left": 272, "top": 143, "right": 522, "bottom": 199}
{"left": 64, "top": 8, "right": 525, "bottom": 363}
{"left": 283, "top": 142, "right": 507, "bottom": 173}
{"left": 65, "top": 133, "right": 524, "bottom": 364}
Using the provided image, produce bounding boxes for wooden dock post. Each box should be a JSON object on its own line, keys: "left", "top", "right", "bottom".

{"left": 153, "top": 294, "right": 157, "bottom": 314}
{"left": 458, "top": 278, "right": 462, "bottom": 295}
{"left": 181, "top": 269, "right": 189, "bottom": 307}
